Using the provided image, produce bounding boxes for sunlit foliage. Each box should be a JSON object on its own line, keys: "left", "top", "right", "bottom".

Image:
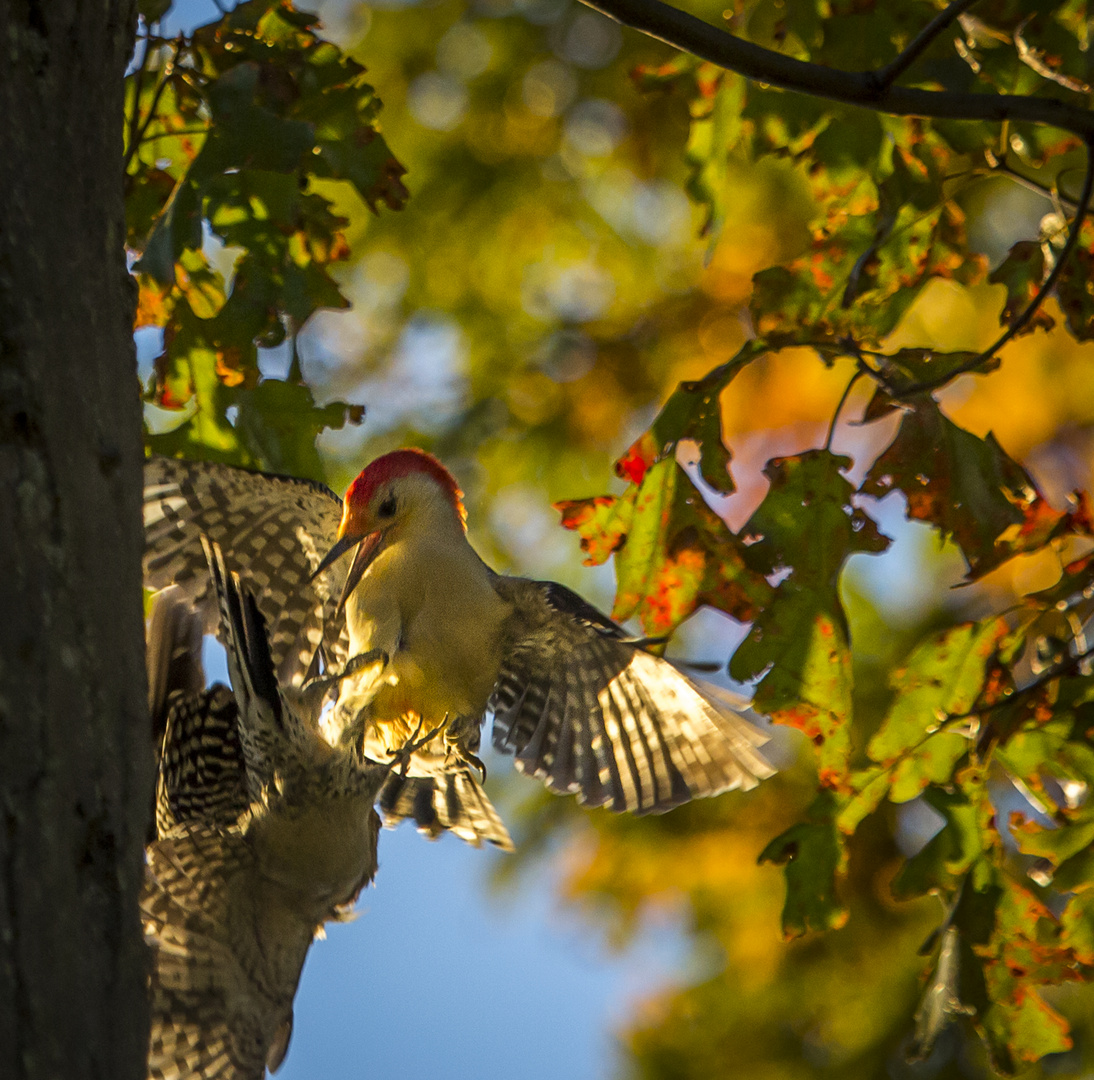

{"left": 129, "top": 0, "right": 1094, "bottom": 1074}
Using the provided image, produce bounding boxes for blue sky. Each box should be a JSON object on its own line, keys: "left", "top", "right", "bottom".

{"left": 278, "top": 828, "right": 687, "bottom": 1080}
{"left": 199, "top": 638, "right": 690, "bottom": 1080}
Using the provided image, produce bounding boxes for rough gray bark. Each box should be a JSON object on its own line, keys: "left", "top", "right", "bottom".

{"left": 0, "top": 2, "right": 148, "bottom": 1078}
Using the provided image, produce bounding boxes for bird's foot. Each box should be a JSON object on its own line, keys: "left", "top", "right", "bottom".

{"left": 442, "top": 717, "right": 487, "bottom": 783}
{"left": 388, "top": 717, "right": 436, "bottom": 777}
{"left": 298, "top": 649, "right": 388, "bottom": 713}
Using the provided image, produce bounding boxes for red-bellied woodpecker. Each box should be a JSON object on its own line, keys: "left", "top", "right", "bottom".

{"left": 142, "top": 541, "right": 391, "bottom": 1080}
{"left": 314, "top": 448, "right": 773, "bottom": 815}
{"left": 144, "top": 450, "right": 773, "bottom": 847}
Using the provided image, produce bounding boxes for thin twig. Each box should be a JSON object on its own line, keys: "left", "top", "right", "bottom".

{"left": 579, "top": 0, "right": 1094, "bottom": 140}
{"left": 984, "top": 159, "right": 1086, "bottom": 216}
{"left": 138, "top": 127, "right": 211, "bottom": 144}
{"left": 825, "top": 367, "right": 865, "bottom": 451}
{"left": 873, "top": 0, "right": 980, "bottom": 91}
{"left": 124, "top": 37, "right": 185, "bottom": 174}
{"left": 889, "top": 139, "right": 1094, "bottom": 396}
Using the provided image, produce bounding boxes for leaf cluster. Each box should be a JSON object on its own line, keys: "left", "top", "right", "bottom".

{"left": 128, "top": 0, "right": 406, "bottom": 478}
{"left": 129, "top": 0, "right": 1094, "bottom": 1074}
{"left": 549, "top": 2, "right": 1094, "bottom": 1066}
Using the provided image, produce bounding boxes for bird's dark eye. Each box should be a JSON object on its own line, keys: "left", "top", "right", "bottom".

{"left": 378, "top": 493, "right": 397, "bottom": 518}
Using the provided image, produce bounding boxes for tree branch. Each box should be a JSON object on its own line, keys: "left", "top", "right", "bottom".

{"left": 874, "top": 0, "right": 979, "bottom": 91}
{"left": 579, "top": 0, "right": 1094, "bottom": 139}
{"left": 887, "top": 140, "right": 1094, "bottom": 396}
{"left": 824, "top": 366, "right": 864, "bottom": 451}
{"left": 123, "top": 37, "right": 184, "bottom": 174}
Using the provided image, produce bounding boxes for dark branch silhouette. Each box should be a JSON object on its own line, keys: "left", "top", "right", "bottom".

{"left": 578, "top": 0, "right": 1094, "bottom": 139}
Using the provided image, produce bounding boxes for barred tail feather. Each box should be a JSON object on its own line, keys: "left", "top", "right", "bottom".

{"left": 146, "top": 586, "right": 204, "bottom": 753}
{"left": 377, "top": 770, "right": 513, "bottom": 851}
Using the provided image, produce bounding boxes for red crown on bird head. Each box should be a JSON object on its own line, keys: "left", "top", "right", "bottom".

{"left": 345, "top": 448, "right": 467, "bottom": 526}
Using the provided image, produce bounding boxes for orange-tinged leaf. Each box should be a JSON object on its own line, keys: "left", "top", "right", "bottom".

{"left": 135, "top": 279, "right": 173, "bottom": 329}
{"left": 861, "top": 397, "right": 1083, "bottom": 578}
{"left": 611, "top": 458, "right": 770, "bottom": 635}
{"left": 555, "top": 491, "right": 636, "bottom": 567}
{"left": 614, "top": 431, "right": 658, "bottom": 485}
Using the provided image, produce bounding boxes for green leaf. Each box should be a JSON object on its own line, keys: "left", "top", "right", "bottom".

{"left": 740, "top": 450, "right": 890, "bottom": 583}
{"left": 867, "top": 346, "right": 998, "bottom": 396}
{"left": 138, "top": 0, "right": 171, "bottom": 19}
{"left": 982, "top": 958, "right": 1074, "bottom": 1069}
{"left": 731, "top": 586, "right": 853, "bottom": 778}
{"left": 759, "top": 791, "right": 849, "bottom": 938}
{"left": 1054, "top": 245, "right": 1094, "bottom": 341}
{"left": 613, "top": 343, "right": 764, "bottom": 489}
{"left": 1061, "top": 888, "right": 1094, "bottom": 964}
{"left": 233, "top": 378, "right": 360, "bottom": 481}
{"left": 989, "top": 240, "right": 1055, "bottom": 335}
{"left": 866, "top": 621, "right": 1007, "bottom": 802}
{"left": 729, "top": 450, "right": 887, "bottom": 778}
{"left": 891, "top": 786, "right": 986, "bottom": 900}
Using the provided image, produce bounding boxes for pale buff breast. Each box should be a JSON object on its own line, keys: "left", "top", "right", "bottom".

{"left": 347, "top": 530, "right": 511, "bottom": 732}
{"left": 251, "top": 796, "right": 379, "bottom": 913}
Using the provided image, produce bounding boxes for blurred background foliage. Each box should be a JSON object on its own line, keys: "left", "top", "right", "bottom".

{"left": 131, "top": 0, "right": 1094, "bottom": 1076}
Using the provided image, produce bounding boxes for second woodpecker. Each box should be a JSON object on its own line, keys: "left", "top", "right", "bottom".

{"left": 312, "top": 448, "right": 773, "bottom": 816}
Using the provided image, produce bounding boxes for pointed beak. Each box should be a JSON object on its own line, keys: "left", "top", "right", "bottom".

{"left": 311, "top": 530, "right": 385, "bottom": 612}
{"left": 311, "top": 531, "right": 361, "bottom": 580}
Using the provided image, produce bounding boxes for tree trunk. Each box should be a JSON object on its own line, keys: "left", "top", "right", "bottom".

{"left": 0, "top": 3, "right": 149, "bottom": 1077}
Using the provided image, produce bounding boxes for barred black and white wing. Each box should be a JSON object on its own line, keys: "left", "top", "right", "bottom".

{"left": 489, "top": 579, "right": 773, "bottom": 814}
{"left": 143, "top": 822, "right": 307, "bottom": 1080}
{"left": 147, "top": 589, "right": 249, "bottom": 840}
{"left": 143, "top": 456, "right": 349, "bottom": 687}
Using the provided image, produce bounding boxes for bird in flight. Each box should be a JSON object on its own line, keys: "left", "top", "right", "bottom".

{"left": 143, "top": 540, "right": 393, "bottom": 1080}
{"left": 144, "top": 450, "right": 772, "bottom": 850}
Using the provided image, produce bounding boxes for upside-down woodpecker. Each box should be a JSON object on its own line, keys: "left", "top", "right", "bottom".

{"left": 142, "top": 541, "right": 391, "bottom": 1080}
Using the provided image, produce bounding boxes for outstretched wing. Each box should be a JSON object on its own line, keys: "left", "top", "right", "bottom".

{"left": 489, "top": 579, "right": 773, "bottom": 814}
{"left": 143, "top": 455, "right": 349, "bottom": 686}
{"left": 143, "top": 823, "right": 308, "bottom": 1080}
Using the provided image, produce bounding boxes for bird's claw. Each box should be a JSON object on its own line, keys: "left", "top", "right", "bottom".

{"left": 465, "top": 752, "right": 487, "bottom": 784}
{"left": 441, "top": 718, "right": 487, "bottom": 783}
{"left": 299, "top": 649, "right": 388, "bottom": 705}
{"left": 329, "top": 648, "right": 389, "bottom": 685}
{"left": 388, "top": 716, "right": 436, "bottom": 777}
